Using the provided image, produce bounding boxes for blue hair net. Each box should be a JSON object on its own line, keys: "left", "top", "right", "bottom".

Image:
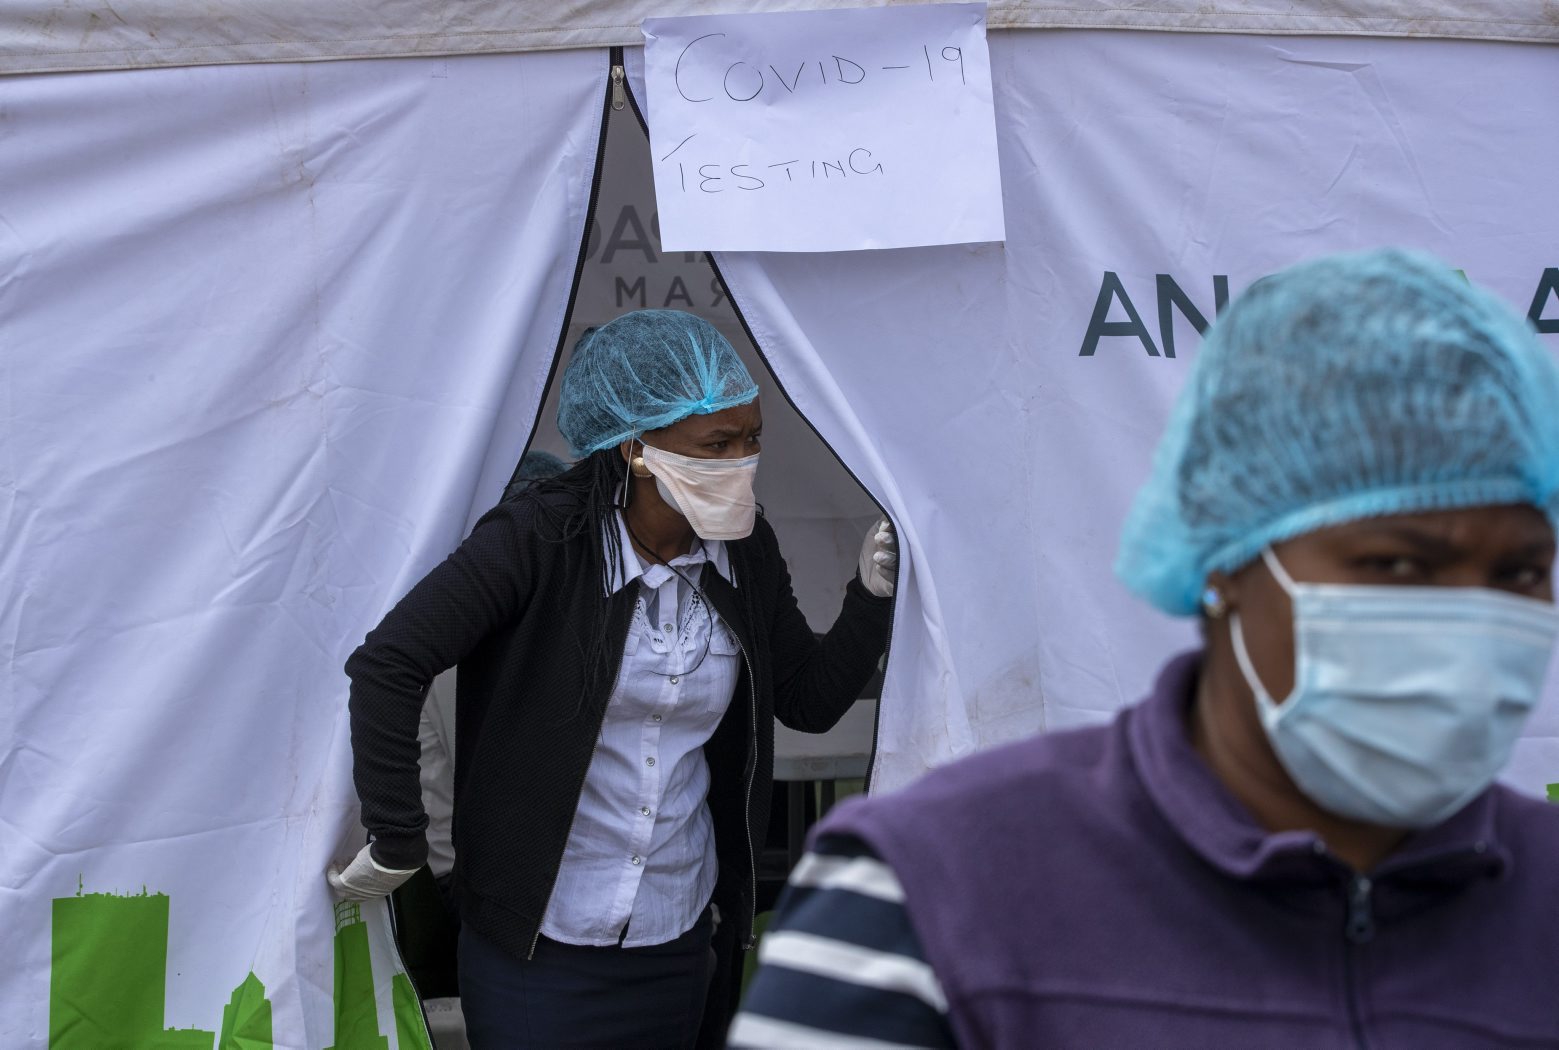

{"left": 556, "top": 310, "right": 759, "bottom": 457}
{"left": 502, "top": 449, "right": 569, "bottom": 502}
{"left": 1117, "top": 248, "right": 1559, "bottom": 616}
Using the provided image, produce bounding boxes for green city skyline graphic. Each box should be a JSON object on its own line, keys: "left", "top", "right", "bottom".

{"left": 327, "top": 900, "right": 431, "bottom": 1050}
{"left": 49, "top": 880, "right": 430, "bottom": 1050}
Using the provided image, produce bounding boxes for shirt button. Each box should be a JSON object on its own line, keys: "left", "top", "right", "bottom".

{"left": 640, "top": 806, "right": 652, "bottom": 816}
{"left": 631, "top": 855, "right": 642, "bottom": 866}
{"left": 652, "top": 714, "right": 663, "bottom": 723}
{"left": 646, "top": 757, "right": 656, "bottom": 766}
{"left": 670, "top": 676, "right": 680, "bottom": 685}
{"left": 663, "top": 624, "right": 674, "bottom": 633}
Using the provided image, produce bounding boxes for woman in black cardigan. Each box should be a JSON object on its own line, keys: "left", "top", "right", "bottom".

{"left": 330, "top": 309, "right": 896, "bottom": 1048}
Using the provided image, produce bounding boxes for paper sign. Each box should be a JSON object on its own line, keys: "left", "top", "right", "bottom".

{"left": 642, "top": 4, "right": 1005, "bottom": 253}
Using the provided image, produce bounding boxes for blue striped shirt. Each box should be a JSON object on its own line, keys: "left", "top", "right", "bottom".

{"left": 731, "top": 833, "right": 956, "bottom": 1048}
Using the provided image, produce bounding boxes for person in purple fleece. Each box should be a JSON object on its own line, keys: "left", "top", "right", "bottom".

{"left": 733, "top": 248, "right": 1559, "bottom": 1049}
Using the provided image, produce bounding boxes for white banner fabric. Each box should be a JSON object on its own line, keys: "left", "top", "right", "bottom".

{"left": 0, "top": 50, "right": 605, "bottom": 1045}
{"left": 697, "top": 31, "right": 1559, "bottom": 793}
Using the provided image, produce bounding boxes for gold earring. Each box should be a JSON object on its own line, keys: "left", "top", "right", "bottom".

{"left": 1201, "top": 586, "right": 1228, "bottom": 619}
{"left": 630, "top": 455, "right": 651, "bottom": 478}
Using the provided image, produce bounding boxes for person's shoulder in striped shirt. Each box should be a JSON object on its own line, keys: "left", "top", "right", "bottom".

{"left": 730, "top": 832, "right": 956, "bottom": 1049}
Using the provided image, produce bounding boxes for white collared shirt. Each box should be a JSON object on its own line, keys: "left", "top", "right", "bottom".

{"left": 539, "top": 513, "right": 741, "bottom": 947}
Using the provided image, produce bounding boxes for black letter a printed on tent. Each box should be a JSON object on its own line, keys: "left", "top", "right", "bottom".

{"left": 1529, "top": 268, "right": 1559, "bottom": 335}
{"left": 1079, "top": 272, "right": 1159, "bottom": 357}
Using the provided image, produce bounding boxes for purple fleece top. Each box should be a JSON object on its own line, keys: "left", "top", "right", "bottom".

{"left": 820, "top": 651, "right": 1559, "bottom": 1048}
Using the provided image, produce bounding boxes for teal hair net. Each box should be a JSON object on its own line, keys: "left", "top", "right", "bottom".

{"left": 1116, "top": 248, "right": 1559, "bottom": 616}
{"left": 556, "top": 310, "right": 759, "bottom": 457}
{"left": 502, "top": 449, "right": 569, "bottom": 502}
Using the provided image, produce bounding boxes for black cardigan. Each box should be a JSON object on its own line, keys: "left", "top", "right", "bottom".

{"left": 345, "top": 492, "right": 893, "bottom": 963}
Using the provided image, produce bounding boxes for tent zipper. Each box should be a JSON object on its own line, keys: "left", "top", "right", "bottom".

{"left": 613, "top": 67, "right": 903, "bottom": 794}
{"left": 509, "top": 45, "right": 619, "bottom": 483}
{"left": 703, "top": 261, "right": 901, "bottom": 793}
{"left": 379, "top": 896, "right": 438, "bottom": 1048}
{"left": 519, "top": 46, "right": 623, "bottom": 962}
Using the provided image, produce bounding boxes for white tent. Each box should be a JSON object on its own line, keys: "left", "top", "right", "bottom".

{"left": 3, "top": 1, "right": 1556, "bottom": 73}
{"left": 5, "top": 3, "right": 1558, "bottom": 1045}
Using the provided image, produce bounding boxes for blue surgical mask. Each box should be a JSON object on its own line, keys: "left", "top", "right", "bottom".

{"left": 1230, "top": 547, "right": 1559, "bottom": 829}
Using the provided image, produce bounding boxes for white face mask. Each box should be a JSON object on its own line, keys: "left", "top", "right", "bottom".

{"left": 1231, "top": 547, "right": 1559, "bottom": 829}
{"left": 638, "top": 441, "right": 759, "bottom": 540}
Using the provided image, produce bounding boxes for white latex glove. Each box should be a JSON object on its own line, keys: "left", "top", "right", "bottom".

{"left": 327, "top": 843, "right": 419, "bottom": 901}
{"left": 858, "top": 517, "right": 898, "bottom": 598}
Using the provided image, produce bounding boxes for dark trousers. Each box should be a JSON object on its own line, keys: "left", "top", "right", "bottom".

{"left": 694, "top": 908, "right": 743, "bottom": 1050}
{"left": 458, "top": 908, "right": 715, "bottom": 1050}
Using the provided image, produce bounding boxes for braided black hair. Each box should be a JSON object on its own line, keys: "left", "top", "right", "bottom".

{"left": 513, "top": 448, "right": 630, "bottom": 719}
